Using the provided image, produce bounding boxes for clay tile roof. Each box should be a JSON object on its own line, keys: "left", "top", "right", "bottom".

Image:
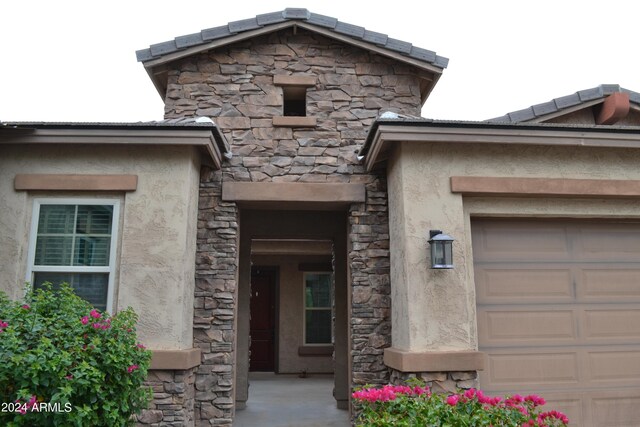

{"left": 135, "top": 8, "right": 448, "bottom": 70}
{"left": 487, "top": 84, "right": 640, "bottom": 123}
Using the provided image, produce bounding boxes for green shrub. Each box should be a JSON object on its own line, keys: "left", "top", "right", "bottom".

{"left": 352, "top": 382, "right": 569, "bottom": 426}
{"left": 0, "top": 283, "right": 152, "bottom": 426}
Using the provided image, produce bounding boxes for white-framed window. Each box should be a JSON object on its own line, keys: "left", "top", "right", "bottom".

{"left": 303, "top": 272, "right": 333, "bottom": 345}
{"left": 26, "top": 198, "right": 120, "bottom": 312}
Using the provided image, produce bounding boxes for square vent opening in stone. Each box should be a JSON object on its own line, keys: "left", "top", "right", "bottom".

{"left": 282, "top": 86, "right": 307, "bottom": 116}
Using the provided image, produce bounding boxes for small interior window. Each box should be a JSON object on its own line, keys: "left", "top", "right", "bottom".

{"left": 283, "top": 86, "right": 307, "bottom": 117}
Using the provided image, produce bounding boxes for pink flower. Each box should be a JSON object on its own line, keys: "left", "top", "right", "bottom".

{"left": 15, "top": 399, "right": 26, "bottom": 415}
{"left": 27, "top": 395, "right": 37, "bottom": 409}
{"left": 65, "top": 374, "right": 73, "bottom": 380}
{"left": 136, "top": 343, "right": 146, "bottom": 349}
{"left": 21, "top": 304, "right": 30, "bottom": 310}
{"left": 446, "top": 394, "right": 460, "bottom": 406}
{"left": 15, "top": 395, "right": 38, "bottom": 414}
{"left": 81, "top": 316, "right": 89, "bottom": 325}
{"left": 90, "top": 309, "right": 101, "bottom": 319}
{"left": 127, "top": 364, "right": 139, "bottom": 373}
{"left": 538, "top": 410, "right": 569, "bottom": 425}
{"left": 524, "top": 394, "right": 546, "bottom": 407}
{"left": 92, "top": 323, "right": 102, "bottom": 329}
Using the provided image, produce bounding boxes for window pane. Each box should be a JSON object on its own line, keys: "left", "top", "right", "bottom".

{"left": 305, "top": 310, "right": 332, "bottom": 344}
{"left": 34, "top": 236, "right": 73, "bottom": 265}
{"left": 305, "top": 274, "right": 331, "bottom": 308}
{"left": 33, "top": 272, "right": 108, "bottom": 311}
{"left": 76, "top": 205, "right": 113, "bottom": 235}
{"left": 38, "top": 205, "right": 75, "bottom": 234}
{"left": 34, "top": 204, "right": 113, "bottom": 267}
{"left": 73, "top": 236, "right": 111, "bottom": 266}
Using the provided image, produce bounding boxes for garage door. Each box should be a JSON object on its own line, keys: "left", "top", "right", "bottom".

{"left": 472, "top": 218, "right": 640, "bottom": 427}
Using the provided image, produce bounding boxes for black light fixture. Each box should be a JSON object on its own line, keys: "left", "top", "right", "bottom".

{"left": 428, "top": 230, "right": 454, "bottom": 269}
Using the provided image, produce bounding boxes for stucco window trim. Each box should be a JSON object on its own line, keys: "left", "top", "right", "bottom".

{"left": 15, "top": 174, "right": 138, "bottom": 192}
{"left": 273, "top": 75, "right": 317, "bottom": 126}
{"left": 25, "top": 198, "right": 121, "bottom": 313}
{"left": 272, "top": 116, "right": 317, "bottom": 128}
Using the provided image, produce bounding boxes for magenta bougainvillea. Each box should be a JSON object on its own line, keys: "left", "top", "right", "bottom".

{"left": 353, "top": 382, "right": 569, "bottom": 427}
{"left": 0, "top": 283, "right": 152, "bottom": 426}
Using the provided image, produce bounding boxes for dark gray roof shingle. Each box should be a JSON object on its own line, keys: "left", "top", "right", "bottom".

{"left": 135, "top": 8, "right": 448, "bottom": 69}
{"left": 488, "top": 84, "right": 640, "bottom": 123}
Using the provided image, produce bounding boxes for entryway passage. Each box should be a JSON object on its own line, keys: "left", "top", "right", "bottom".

{"left": 233, "top": 373, "right": 350, "bottom": 427}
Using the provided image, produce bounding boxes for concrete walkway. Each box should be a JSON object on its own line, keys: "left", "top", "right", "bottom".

{"left": 233, "top": 373, "right": 351, "bottom": 427}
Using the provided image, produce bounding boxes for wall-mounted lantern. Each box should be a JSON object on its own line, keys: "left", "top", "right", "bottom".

{"left": 428, "top": 230, "right": 454, "bottom": 269}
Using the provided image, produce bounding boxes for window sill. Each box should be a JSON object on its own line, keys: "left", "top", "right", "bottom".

{"left": 298, "top": 345, "right": 333, "bottom": 357}
{"left": 272, "top": 116, "right": 317, "bottom": 127}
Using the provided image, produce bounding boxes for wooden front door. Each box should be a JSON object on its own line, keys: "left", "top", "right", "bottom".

{"left": 249, "top": 267, "right": 276, "bottom": 371}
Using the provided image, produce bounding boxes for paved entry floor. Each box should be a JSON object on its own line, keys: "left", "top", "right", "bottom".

{"left": 233, "top": 372, "right": 350, "bottom": 427}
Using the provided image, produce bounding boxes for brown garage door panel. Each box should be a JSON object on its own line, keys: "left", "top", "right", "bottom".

{"left": 587, "top": 349, "right": 640, "bottom": 383}
{"left": 583, "top": 308, "right": 640, "bottom": 341}
{"left": 479, "top": 305, "right": 640, "bottom": 346}
{"left": 574, "top": 226, "right": 640, "bottom": 261}
{"left": 479, "top": 308, "right": 577, "bottom": 345}
{"left": 533, "top": 392, "right": 584, "bottom": 426}
{"left": 476, "top": 267, "right": 574, "bottom": 304}
{"left": 476, "top": 265, "right": 640, "bottom": 305}
{"left": 473, "top": 223, "right": 571, "bottom": 262}
{"left": 484, "top": 351, "right": 580, "bottom": 387}
{"left": 473, "top": 218, "right": 640, "bottom": 427}
{"left": 582, "top": 269, "right": 640, "bottom": 301}
{"left": 590, "top": 390, "right": 640, "bottom": 427}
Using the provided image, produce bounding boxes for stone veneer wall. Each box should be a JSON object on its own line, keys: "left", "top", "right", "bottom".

{"left": 390, "top": 369, "right": 479, "bottom": 393}
{"left": 137, "top": 368, "right": 196, "bottom": 426}
{"left": 163, "top": 28, "right": 430, "bottom": 425}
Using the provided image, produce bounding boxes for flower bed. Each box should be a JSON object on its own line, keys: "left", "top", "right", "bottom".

{"left": 0, "top": 284, "right": 152, "bottom": 426}
{"left": 353, "top": 382, "right": 569, "bottom": 426}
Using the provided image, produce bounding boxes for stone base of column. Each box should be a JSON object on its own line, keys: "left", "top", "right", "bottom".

{"left": 137, "top": 367, "right": 197, "bottom": 426}
{"left": 390, "top": 368, "right": 478, "bottom": 393}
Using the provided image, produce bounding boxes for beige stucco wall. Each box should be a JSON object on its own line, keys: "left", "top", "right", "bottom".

{"left": 388, "top": 141, "right": 640, "bottom": 352}
{"left": 0, "top": 144, "right": 200, "bottom": 350}
{"left": 252, "top": 254, "right": 333, "bottom": 374}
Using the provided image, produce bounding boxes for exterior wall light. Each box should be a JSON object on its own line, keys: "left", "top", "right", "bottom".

{"left": 428, "top": 230, "right": 454, "bottom": 269}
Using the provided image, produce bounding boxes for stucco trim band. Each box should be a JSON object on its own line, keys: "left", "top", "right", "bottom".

{"left": 15, "top": 174, "right": 138, "bottom": 192}
{"left": 222, "top": 182, "right": 366, "bottom": 203}
{"left": 384, "top": 348, "right": 485, "bottom": 372}
{"left": 451, "top": 176, "right": 640, "bottom": 198}
{"left": 150, "top": 348, "right": 201, "bottom": 370}
{"left": 273, "top": 75, "right": 317, "bottom": 87}
{"left": 272, "top": 116, "right": 317, "bottom": 127}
